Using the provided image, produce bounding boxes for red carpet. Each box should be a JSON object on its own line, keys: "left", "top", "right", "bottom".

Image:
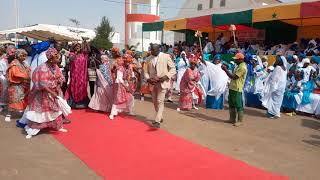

{"left": 53, "top": 110, "right": 288, "bottom": 180}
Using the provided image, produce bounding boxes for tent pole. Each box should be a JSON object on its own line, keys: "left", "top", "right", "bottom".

{"left": 161, "top": 30, "right": 164, "bottom": 44}
{"left": 142, "top": 30, "right": 144, "bottom": 52}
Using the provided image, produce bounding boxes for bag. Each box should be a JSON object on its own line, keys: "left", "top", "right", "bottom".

{"left": 57, "top": 96, "right": 72, "bottom": 116}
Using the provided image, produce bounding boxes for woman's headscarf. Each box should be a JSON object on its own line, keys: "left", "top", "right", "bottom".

{"left": 15, "top": 49, "right": 27, "bottom": 58}
{"left": 6, "top": 45, "right": 16, "bottom": 56}
{"left": 213, "top": 54, "right": 221, "bottom": 63}
{"left": 111, "top": 47, "right": 121, "bottom": 57}
{"left": 180, "top": 51, "right": 186, "bottom": 58}
{"left": 46, "top": 48, "right": 58, "bottom": 60}
{"left": 123, "top": 54, "right": 133, "bottom": 63}
{"left": 189, "top": 56, "right": 199, "bottom": 64}
{"left": 311, "top": 55, "right": 320, "bottom": 64}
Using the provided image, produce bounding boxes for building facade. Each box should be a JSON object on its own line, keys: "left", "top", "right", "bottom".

{"left": 125, "top": 0, "right": 161, "bottom": 51}
{"left": 177, "top": 0, "right": 281, "bottom": 19}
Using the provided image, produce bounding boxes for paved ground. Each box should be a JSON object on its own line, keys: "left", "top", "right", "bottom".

{"left": 1, "top": 95, "right": 320, "bottom": 180}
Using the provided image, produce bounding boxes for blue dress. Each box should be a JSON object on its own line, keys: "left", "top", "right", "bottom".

{"left": 205, "top": 80, "right": 224, "bottom": 110}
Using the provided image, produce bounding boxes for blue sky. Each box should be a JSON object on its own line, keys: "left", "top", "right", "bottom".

{"left": 0, "top": 0, "right": 184, "bottom": 42}
{"left": 0, "top": 0, "right": 296, "bottom": 42}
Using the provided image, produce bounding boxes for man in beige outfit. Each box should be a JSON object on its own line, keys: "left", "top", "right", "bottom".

{"left": 144, "top": 44, "right": 176, "bottom": 128}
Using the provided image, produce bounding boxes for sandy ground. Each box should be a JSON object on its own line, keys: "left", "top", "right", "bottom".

{"left": 1, "top": 95, "right": 320, "bottom": 180}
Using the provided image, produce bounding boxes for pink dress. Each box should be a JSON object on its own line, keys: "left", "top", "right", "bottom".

{"left": 65, "top": 52, "right": 88, "bottom": 106}
{"left": 88, "top": 63, "right": 113, "bottom": 112}
{"left": 110, "top": 66, "right": 134, "bottom": 116}
{"left": 179, "top": 68, "right": 201, "bottom": 110}
{"left": 26, "top": 63, "right": 65, "bottom": 130}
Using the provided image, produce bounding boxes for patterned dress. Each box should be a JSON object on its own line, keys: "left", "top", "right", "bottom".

{"left": 26, "top": 63, "right": 65, "bottom": 130}
{"left": 7, "top": 59, "right": 30, "bottom": 112}
{"left": 0, "top": 57, "right": 9, "bottom": 106}
{"left": 179, "top": 68, "right": 201, "bottom": 110}
{"left": 110, "top": 65, "right": 134, "bottom": 116}
{"left": 88, "top": 62, "right": 113, "bottom": 112}
{"left": 65, "top": 52, "right": 89, "bottom": 107}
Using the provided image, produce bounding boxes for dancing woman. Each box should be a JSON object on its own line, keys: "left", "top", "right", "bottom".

{"left": 25, "top": 48, "right": 68, "bottom": 138}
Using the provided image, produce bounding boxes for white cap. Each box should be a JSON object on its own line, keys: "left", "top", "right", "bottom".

{"left": 293, "top": 55, "right": 299, "bottom": 61}
{"left": 268, "top": 66, "right": 274, "bottom": 71}
{"left": 302, "top": 58, "right": 310, "bottom": 64}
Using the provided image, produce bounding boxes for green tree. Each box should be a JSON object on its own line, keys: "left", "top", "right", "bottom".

{"left": 92, "top": 16, "right": 114, "bottom": 50}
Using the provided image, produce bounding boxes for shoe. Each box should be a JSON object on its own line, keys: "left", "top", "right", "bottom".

{"left": 5, "top": 115, "right": 11, "bottom": 122}
{"left": 286, "top": 113, "right": 293, "bottom": 117}
{"left": 193, "top": 106, "right": 199, "bottom": 110}
{"left": 59, "top": 128, "right": 68, "bottom": 133}
{"left": 167, "top": 100, "right": 173, "bottom": 103}
{"left": 151, "top": 121, "right": 161, "bottom": 128}
{"left": 160, "top": 119, "right": 164, "bottom": 123}
{"left": 233, "top": 122, "right": 242, "bottom": 127}
{"left": 141, "top": 97, "right": 145, "bottom": 101}
{"left": 25, "top": 135, "right": 32, "bottom": 139}
{"left": 109, "top": 115, "right": 114, "bottom": 120}
{"left": 129, "top": 112, "right": 136, "bottom": 116}
{"left": 226, "top": 120, "right": 235, "bottom": 124}
{"left": 63, "top": 119, "right": 71, "bottom": 124}
{"left": 177, "top": 108, "right": 181, "bottom": 112}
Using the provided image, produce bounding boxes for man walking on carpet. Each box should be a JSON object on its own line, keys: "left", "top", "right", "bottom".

{"left": 222, "top": 53, "right": 247, "bottom": 126}
{"left": 144, "top": 44, "right": 176, "bottom": 128}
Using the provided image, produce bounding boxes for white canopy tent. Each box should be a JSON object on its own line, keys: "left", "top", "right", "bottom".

{"left": 0, "top": 24, "right": 96, "bottom": 42}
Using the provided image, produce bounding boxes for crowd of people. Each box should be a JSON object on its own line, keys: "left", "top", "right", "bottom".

{"left": 1, "top": 35, "right": 320, "bottom": 138}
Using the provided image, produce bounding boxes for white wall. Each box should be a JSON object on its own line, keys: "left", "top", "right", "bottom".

{"left": 176, "top": 0, "right": 280, "bottom": 18}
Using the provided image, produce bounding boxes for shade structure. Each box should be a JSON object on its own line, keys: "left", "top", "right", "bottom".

{"left": 253, "top": 4, "right": 301, "bottom": 23}
{"left": 282, "top": 1, "right": 320, "bottom": 26}
{"left": 186, "top": 15, "right": 213, "bottom": 32}
{"left": 164, "top": 19, "right": 187, "bottom": 31}
{"left": 142, "top": 21, "right": 164, "bottom": 32}
{"left": 253, "top": 20, "right": 298, "bottom": 44}
{"left": 212, "top": 10, "right": 252, "bottom": 26}
{"left": 0, "top": 24, "right": 94, "bottom": 41}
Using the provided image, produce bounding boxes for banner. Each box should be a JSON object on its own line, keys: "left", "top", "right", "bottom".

{"left": 236, "top": 29, "right": 265, "bottom": 42}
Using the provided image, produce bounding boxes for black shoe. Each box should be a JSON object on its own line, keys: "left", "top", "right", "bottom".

{"left": 152, "top": 121, "right": 161, "bottom": 128}
{"left": 160, "top": 119, "right": 164, "bottom": 123}
{"left": 63, "top": 119, "right": 71, "bottom": 124}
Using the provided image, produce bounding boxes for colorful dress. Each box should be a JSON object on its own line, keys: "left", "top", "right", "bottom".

{"left": 7, "top": 59, "right": 30, "bottom": 112}
{"left": 179, "top": 68, "right": 201, "bottom": 110}
{"left": 175, "top": 58, "right": 189, "bottom": 92}
{"left": 65, "top": 52, "right": 89, "bottom": 108}
{"left": 0, "top": 57, "right": 9, "bottom": 106}
{"left": 88, "top": 62, "right": 113, "bottom": 112}
{"left": 110, "top": 66, "right": 134, "bottom": 116}
{"left": 25, "top": 63, "right": 65, "bottom": 135}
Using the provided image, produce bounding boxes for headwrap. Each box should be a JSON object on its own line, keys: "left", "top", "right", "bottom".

{"left": 6, "top": 45, "right": 16, "bottom": 55}
{"left": 101, "top": 55, "right": 109, "bottom": 63}
{"left": 123, "top": 54, "right": 133, "bottom": 63}
{"left": 111, "top": 47, "right": 121, "bottom": 57}
{"left": 267, "top": 66, "right": 274, "bottom": 71}
{"left": 189, "top": 56, "right": 199, "bottom": 64}
{"left": 15, "top": 49, "right": 27, "bottom": 58}
{"left": 180, "top": 51, "right": 186, "bottom": 57}
{"left": 72, "top": 42, "right": 81, "bottom": 50}
{"left": 261, "top": 56, "right": 268, "bottom": 62}
{"left": 126, "top": 50, "right": 133, "bottom": 56}
{"left": 293, "top": 55, "right": 299, "bottom": 61}
{"left": 312, "top": 55, "right": 320, "bottom": 64}
{"left": 213, "top": 54, "right": 221, "bottom": 63}
{"left": 287, "top": 55, "right": 293, "bottom": 63}
{"left": 302, "top": 58, "right": 311, "bottom": 64}
{"left": 46, "top": 47, "right": 58, "bottom": 60}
